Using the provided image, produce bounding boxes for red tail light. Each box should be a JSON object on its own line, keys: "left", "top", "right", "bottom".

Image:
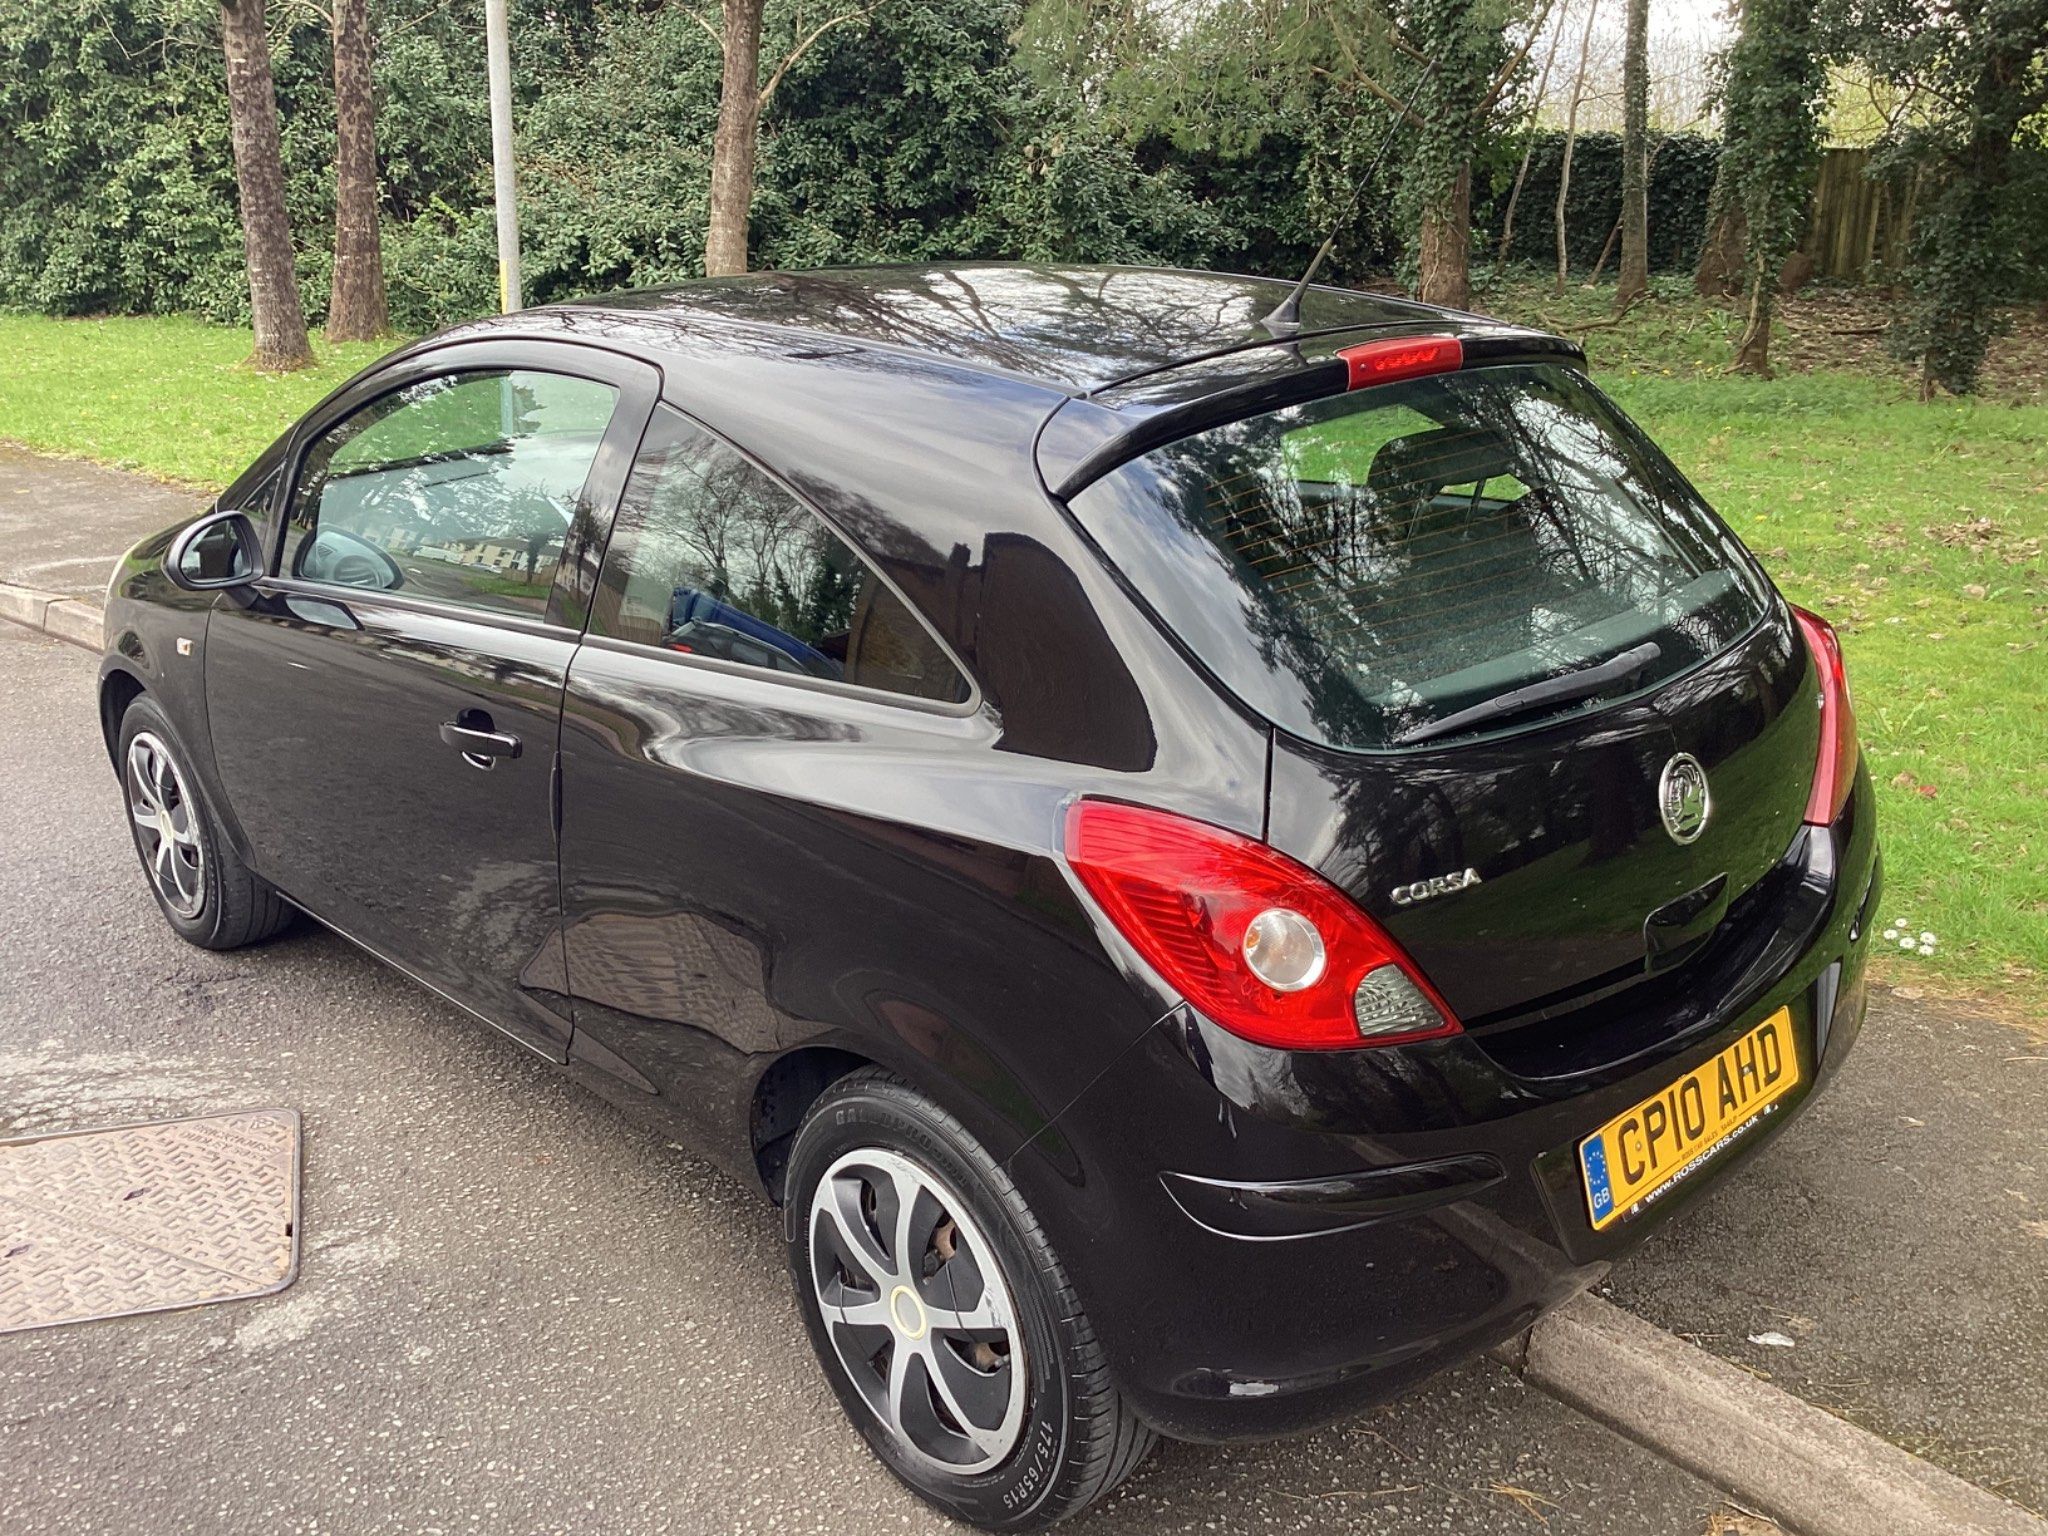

{"left": 1338, "top": 334, "right": 1463, "bottom": 390}
{"left": 1792, "top": 606, "right": 1859, "bottom": 825}
{"left": 1062, "top": 800, "right": 1461, "bottom": 1051}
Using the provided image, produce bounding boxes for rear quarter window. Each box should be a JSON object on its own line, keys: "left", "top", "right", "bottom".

{"left": 589, "top": 406, "right": 972, "bottom": 706}
{"left": 1066, "top": 363, "right": 1771, "bottom": 750}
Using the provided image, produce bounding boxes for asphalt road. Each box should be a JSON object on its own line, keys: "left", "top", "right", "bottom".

{"left": 0, "top": 626, "right": 1753, "bottom": 1533}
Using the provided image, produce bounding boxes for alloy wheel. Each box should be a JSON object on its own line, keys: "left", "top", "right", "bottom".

{"left": 807, "top": 1146, "right": 1028, "bottom": 1476}
{"left": 126, "top": 731, "right": 205, "bottom": 919}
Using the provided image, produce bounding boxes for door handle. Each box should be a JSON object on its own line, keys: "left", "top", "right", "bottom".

{"left": 440, "top": 717, "right": 522, "bottom": 770}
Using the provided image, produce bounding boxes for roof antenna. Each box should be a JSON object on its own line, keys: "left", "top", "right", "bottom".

{"left": 1259, "top": 233, "right": 1338, "bottom": 339}
{"left": 1260, "top": 49, "right": 1447, "bottom": 338}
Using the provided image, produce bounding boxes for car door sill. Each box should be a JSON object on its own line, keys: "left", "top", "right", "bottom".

{"left": 278, "top": 897, "right": 571, "bottom": 1065}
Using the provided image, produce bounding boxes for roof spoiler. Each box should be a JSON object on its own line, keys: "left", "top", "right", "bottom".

{"left": 1038, "top": 329, "right": 1586, "bottom": 502}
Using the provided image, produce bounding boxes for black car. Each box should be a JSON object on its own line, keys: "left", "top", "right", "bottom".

{"left": 100, "top": 264, "right": 1877, "bottom": 1529}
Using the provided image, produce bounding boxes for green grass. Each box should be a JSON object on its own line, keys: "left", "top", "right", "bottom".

{"left": 2, "top": 296, "right": 2043, "bottom": 1011}
{"left": 1636, "top": 385, "right": 2043, "bottom": 1005}
{"left": 0, "top": 312, "right": 395, "bottom": 487}
{"left": 1481, "top": 275, "right": 2047, "bottom": 1012}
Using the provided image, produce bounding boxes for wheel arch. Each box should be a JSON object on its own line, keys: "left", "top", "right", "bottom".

{"left": 751, "top": 1045, "right": 874, "bottom": 1204}
{"left": 746, "top": 1014, "right": 1085, "bottom": 1209}
{"left": 99, "top": 664, "right": 148, "bottom": 766}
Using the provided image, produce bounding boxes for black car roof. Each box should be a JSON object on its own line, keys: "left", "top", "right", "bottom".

{"left": 423, "top": 263, "right": 1579, "bottom": 504}
{"left": 554, "top": 263, "right": 1477, "bottom": 396}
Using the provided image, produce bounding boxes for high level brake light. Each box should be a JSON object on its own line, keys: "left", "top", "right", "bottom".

{"left": 1337, "top": 335, "right": 1464, "bottom": 391}
{"left": 1792, "top": 606, "right": 1860, "bottom": 825}
{"left": 1062, "top": 800, "right": 1461, "bottom": 1051}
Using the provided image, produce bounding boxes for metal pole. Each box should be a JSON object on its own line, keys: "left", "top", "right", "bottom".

{"left": 484, "top": 0, "right": 522, "bottom": 313}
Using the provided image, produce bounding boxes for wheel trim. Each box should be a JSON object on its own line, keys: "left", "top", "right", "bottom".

{"left": 809, "top": 1147, "right": 1028, "bottom": 1476}
{"left": 126, "top": 732, "right": 205, "bottom": 919}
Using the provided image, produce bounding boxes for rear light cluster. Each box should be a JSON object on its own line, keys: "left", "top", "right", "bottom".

{"left": 1062, "top": 801, "right": 1461, "bottom": 1051}
{"left": 1792, "top": 606, "right": 1860, "bottom": 825}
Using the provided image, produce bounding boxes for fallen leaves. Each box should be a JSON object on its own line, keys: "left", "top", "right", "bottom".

{"left": 1888, "top": 770, "right": 1942, "bottom": 800}
{"left": 1923, "top": 516, "right": 2045, "bottom": 565}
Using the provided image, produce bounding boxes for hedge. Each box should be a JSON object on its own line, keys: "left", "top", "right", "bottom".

{"left": 0, "top": 0, "right": 1720, "bottom": 331}
{"left": 1479, "top": 130, "right": 1722, "bottom": 273}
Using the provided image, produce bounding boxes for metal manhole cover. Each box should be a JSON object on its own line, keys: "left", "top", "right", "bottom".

{"left": 0, "top": 1108, "right": 300, "bottom": 1335}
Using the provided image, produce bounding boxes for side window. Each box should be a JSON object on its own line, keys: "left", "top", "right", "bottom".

{"left": 284, "top": 369, "right": 619, "bottom": 618}
{"left": 220, "top": 466, "right": 282, "bottom": 542}
{"left": 591, "top": 407, "right": 971, "bottom": 705}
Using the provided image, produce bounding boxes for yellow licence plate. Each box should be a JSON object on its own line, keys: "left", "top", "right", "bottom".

{"left": 1579, "top": 1008, "right": 1800, "bottom": 1231}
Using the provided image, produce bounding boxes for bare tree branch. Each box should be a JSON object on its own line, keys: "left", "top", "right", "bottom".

{"left": 1498, "top": 0, "right": 1565, "bottom": 261}
{"left": 760, "top": 0, "right": 883, "bottom": 106}
{"left": 1550, "top": 287, "right": 1645, "bottom": 332}
{"left": 680, "top": 3, "right": 722, "bottom": 52}
{"left": 1479, "top": 0, "right": 1558, "bottom": 113}
{"left": 383, "top": 0, "right": 461, "bottom": 42}
{"left": 1351, "top": 68, "right": 1426, "bottom": 128}
{"left": 1384, "top": 31, "right": 1431, "bottom": 66}
{"left": 276, "top": 0, "right": 336, "bottom": 30}
{"left": 1321, "top": 14, "right": 1370, "bottom": 92}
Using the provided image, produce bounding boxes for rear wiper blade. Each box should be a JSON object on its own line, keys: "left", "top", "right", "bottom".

{"left": 1396, "top": 641, "right": 1663, "bottom": 747}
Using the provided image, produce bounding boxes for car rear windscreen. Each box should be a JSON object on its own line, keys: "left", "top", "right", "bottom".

{"left": 1065, "top": 362, "right": 1771, "bottom": 751}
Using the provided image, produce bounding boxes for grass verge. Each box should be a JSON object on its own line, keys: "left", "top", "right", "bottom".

{"left": 0, "top": 312, "right": 392, "bottom": 488}
{"left": 1487, "top": 275, "right": 2045, "bottom": 1011}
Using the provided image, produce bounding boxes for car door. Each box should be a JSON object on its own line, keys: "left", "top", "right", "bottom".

{"left": 552, "top": 404, "right": 995, "bottom": 1157}
{"left": 205, "top": 340, "right": 660, "bottom": 1061}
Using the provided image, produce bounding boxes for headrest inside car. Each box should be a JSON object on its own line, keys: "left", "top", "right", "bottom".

{"left": 1367, "top": 426, "right": 1518, "bottom": 502}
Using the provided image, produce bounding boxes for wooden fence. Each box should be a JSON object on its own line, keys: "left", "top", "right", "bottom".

{"left": 1802, "top": 146, "right": 1920, "bottom": 282}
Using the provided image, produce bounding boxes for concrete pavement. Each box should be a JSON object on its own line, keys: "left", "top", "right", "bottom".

{"left": 1524, "top": 1293, "right": 2047, "bottom": 1536}
{"left": 0, "top": 622, "right": 1743, "bottom": 1534}
{"left": 0, "top": 442, "right": 199, "bottom": 601}
{"left": 1607, "top": 990, "right": 2048, "bottom": 1514}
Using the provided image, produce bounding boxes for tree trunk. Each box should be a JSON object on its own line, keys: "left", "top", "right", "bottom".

{"left": 1554, "top": 0, "right": 1601, "bottom": 296}
{"left": 326, "top": 0, "right": 387, "bottom": 341}
{"left": 1496, "top": 4, "right": 1563, "bottom": 264}
{"left": 1732, "top": 254, "right": 1774, "bottom": 375}
{"left": 1898, "top": 13, "right": 2046, "bottom": 397}
{"left": 1694, "top": 156, "right": 1747, "bottom": 296}
{"left": 220, "top": 0, "right": 312, "bottom": 370}
{"left": 704, "top": 0, "right": 765, "bottom": 278}
{"left": 1615, "top": 0, "right": 1650, "bottom": 306}
{"left": 1417, "top": 164, "right": 1472, "bottom": 309}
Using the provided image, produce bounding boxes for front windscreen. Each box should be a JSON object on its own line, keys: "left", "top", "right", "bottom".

{"left": 1066, "top": 363, "right": 1771, "bottom": 750}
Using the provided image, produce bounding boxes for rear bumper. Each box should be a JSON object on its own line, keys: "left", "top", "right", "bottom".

{"left": 1007, "top": 771, "right": 1878, "bottom": 1442}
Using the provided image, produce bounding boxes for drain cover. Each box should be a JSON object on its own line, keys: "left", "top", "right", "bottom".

{"left": 0, "top": 1108, "right": 300, "bottom": 1335}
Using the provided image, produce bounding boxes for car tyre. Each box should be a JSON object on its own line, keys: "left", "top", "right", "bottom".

{"left": 785, "top": 1068, "right": 1155, "bottom": 1530}
{"left": 117, "top": 694, "right": 293, "bottom": 950}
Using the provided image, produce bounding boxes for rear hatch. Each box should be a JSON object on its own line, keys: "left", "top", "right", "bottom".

{"left": 1061, "top": 354, "right": 1820, "bottom": 1053}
